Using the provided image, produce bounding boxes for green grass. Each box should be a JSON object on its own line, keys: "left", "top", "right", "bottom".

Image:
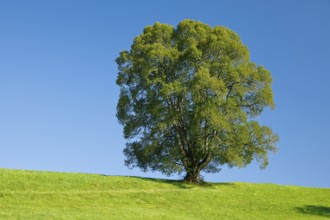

{"left": 0, "top": 169, "right": 329, "bottom": 219}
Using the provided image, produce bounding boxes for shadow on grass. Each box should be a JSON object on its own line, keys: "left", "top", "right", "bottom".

{"left": 100, "top": 174, "right": 233, "bottom": 189}
{"left": 128, "top": 176, "right": 195, "bottom": 189}
{"left": 296, "top": 205, "right": 330, "bottom": 218}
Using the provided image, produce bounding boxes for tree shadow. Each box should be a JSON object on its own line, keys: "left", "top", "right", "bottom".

{"left": 296, "top": 205, "right": 330, "bottom": 218}
{"left": 125, "top": 176, "right": 220, "bottom": 189}
{"left": 100, "top": 174, "right": 233, "bottom": 189}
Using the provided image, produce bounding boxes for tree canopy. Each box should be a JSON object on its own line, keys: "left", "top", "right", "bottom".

{"left": 116, "top": 20, "right": 278, "bottom": 184}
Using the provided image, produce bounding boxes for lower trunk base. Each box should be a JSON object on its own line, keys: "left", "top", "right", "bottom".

{"left": 184, "top": 170, "right": 202, "bottom": 184}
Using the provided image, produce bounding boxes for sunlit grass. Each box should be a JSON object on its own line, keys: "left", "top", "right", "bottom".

{"left": 0, "top": 168, "right": 329, "bottom": 219}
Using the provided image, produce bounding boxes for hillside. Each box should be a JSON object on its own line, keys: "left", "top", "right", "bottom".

{"left": 0, "top": 169, "right": 329, "bottom": 219}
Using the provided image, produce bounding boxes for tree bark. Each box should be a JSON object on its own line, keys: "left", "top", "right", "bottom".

{"left": 184, "top": 167, "right": 202, "bottom": 184}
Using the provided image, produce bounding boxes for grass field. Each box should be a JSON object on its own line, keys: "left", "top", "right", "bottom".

{"left": 0, "top": 168, "right": 329, "bottom": 219}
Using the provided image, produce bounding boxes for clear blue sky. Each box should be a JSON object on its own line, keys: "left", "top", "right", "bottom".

{"left": 1, "top": 0, "right": 329, "bottom": 188}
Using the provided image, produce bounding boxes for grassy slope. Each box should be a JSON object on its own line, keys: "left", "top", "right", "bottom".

{"left": 0, "top": 169, "right": 329, "bottom": 219}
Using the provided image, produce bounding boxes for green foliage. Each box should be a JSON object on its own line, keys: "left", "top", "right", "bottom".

{"left": 116, "top": 20, "right": 278, "bottom": 183}
{"left": 1, "top": 169, "right": 330, "bottom": 219}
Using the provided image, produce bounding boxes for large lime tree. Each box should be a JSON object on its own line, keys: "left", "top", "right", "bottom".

{"left": 116, "top": 20, "right": 278, "bottom": 184}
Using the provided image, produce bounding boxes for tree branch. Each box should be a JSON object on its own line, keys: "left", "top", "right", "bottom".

{"left": 197, "top": 152, "right": 213, "bottom": 170}
{"left": 226, "top": 81, "right": 240, "bottom": 100}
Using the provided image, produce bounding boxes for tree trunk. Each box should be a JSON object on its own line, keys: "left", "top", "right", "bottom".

{"left": 184, "top": 167, "right": 202, "bottom": 184}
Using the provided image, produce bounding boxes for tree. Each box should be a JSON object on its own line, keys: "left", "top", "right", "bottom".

{"left": 116, "top": 20, "right": 278, "bottom": 184}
